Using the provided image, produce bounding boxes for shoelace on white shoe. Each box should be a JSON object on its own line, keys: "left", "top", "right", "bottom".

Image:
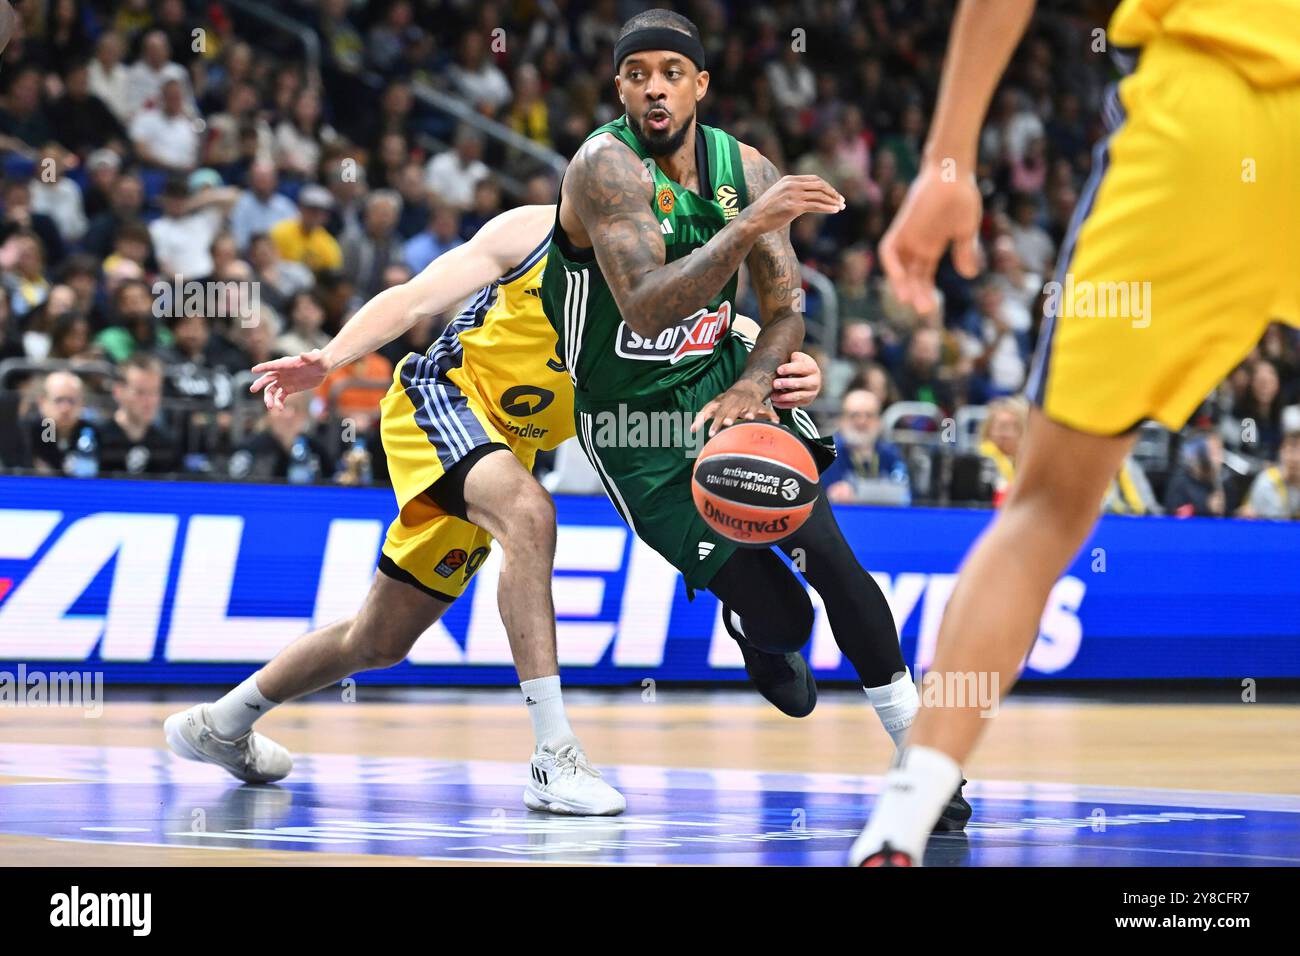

{"left": 550, "top": 744, "right": 602, "bottom": 779}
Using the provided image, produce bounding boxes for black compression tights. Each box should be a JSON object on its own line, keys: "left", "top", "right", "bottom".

{"left": 706, "top": 492, "right": 906, "bottom": 688}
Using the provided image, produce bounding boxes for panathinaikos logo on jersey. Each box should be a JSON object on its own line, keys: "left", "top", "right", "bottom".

{"left": 715, "top": 184, "right": 738, "bottom": 220}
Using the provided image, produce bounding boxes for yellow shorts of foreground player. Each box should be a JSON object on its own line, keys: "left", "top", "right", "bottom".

{"left": 1027, "top": 34, "right": 1300, "bottom": 436}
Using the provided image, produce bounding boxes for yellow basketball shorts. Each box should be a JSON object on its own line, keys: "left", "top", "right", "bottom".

{"left": 377, "top": 352, "right": 538, "bottom": 601}
{"left": 1027, "top": 36, "right": 1300, "bottom": 435}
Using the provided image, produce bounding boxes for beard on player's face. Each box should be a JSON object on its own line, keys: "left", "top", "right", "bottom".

{"left": 627, "top": 103, "right": 694, "bottom": 156}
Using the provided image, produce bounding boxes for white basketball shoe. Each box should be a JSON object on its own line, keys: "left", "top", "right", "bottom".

{"left": 164, "top": 704, "right": 293, "bottom": 784}
{"left": 524, "top": 744, "right": 626, "bottom": 816}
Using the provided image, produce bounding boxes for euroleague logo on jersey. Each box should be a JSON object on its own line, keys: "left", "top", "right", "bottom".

{"left": 615, "top": 300, "right": 733, "bottom": 364}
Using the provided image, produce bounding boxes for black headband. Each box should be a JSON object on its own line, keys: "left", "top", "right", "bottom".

{"left": 614, "top": 27, "right": 706, "bottom": 73}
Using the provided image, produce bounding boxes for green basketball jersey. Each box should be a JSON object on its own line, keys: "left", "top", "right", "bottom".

{"left": 540, "top": 115, "right": 750, "bottom": 405}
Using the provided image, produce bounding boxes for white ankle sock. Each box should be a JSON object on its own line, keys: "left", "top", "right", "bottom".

{"left": 521, "top": 675, "right": 578, "bottom": 752}
{"left": 863, "top": 670, "right": 919, "bottom": 750}
{"left": 207, "top": 673, "right": 278, "bottom": 738}
{"left": 858, "top": 745, "right": 962, "bottom": 862}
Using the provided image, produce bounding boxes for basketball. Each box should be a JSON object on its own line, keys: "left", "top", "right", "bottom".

{"left": 691, "top": 422, "right": 820, "bottom": 547}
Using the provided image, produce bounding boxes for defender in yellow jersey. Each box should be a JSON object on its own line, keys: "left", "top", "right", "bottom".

{"left": 379, "top": 228, "right": 573, "bottom": 601}
{"left": 851, "top": 0, "right": 1300, "bottom": 865}
{"left": 164, "top": 202, "right": 825, "bottom": 816}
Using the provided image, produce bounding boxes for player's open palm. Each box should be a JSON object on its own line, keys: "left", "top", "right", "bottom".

{"left": 748, "top": 175, "right": 845, "bottom": 233}
{"left": 250, "top": 349, "right": 331, "bottom": 410}
{"left": 879, "top": 161, "right": 983, "bottom": 314}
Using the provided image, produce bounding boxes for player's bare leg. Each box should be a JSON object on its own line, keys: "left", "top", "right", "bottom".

{"left": 849, "top": 407, "right": 1136, "bottom": 864}
{"left": 164, "top": 572, "right": 448, "bottom": 783}
{"left": 456, "top": 447, "right": 625, "bottom": 814}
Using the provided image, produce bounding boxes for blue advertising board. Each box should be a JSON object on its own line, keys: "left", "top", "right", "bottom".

{"left": 0, "top": 475, "right": 1297, "bottom": 682}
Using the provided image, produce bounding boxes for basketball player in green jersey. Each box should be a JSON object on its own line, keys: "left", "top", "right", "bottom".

{"left": 540, "top": 9, "right": 969, "bottom": 829}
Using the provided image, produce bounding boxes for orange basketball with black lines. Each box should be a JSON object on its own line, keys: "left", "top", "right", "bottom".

{"left": 692, "top": 422, "right": 819, "bottom": 547}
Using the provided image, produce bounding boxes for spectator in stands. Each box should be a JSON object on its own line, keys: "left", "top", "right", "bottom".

{"left": 458, "top": 177, "right": 503, "bottom": 241}
{"left": 81, "top": 149, "right": 122, "bottom": 221}
{"left": 961, "top": 279, "right": 1026, "bottom": 402}
{"left": 425, "top": 126, "right": 489, "bottom": 210}
{"left": 1103, "top": 455, "right": 1164, "bottom": 515}
{"left": 46, "top": 311, "right": 96, "bottom": 363}
{"left": 81, "top": 170, "right": 147, "bottom": 260}
{"left": 894, "top": 327, "right": 955, "bottom": 412}
{"left": 1233, "top": 359, "right": 1286, "bottom": 460}
{"left": 369, "top": 131, "right": 409, "bottom": 191}
{"left": 247, "top": 232, "right": 312, "bottom": 313}
{"left": 54, "top": 255, "right": 101, "bottom": 324}
{"left": 1, "top": 229, "right": 50, "bottom": 319}
{"left": 48, "top": 59, "right": 127, "bottom": 158}
{"left": 87, "top": 31, "right": 132, "bottom": 126}
{"left": 403, "top": 203, "right": 462, "bottom": 275}
{"left": 96, "top": 279, "right": 170, "bottom": 362}
{"left": 766, "top": 42, "right": 815, "bottom": 115}
{"left": 102, "top": 220, "right": 154, "bottom": 278}
{"left": 229, "top": 161, "right": 297, "bottom": 251}
{"left": 1241, "top": 408, "right": 1300, "bottom": 520}
{"left": 0, "top": 64, "right": 54, "bottom": 154}
{"left": 205, "top": 83, "right": 274, "bottom": 176}
{"left": 2, "top": 178, "right": 66, "bottom": 268}
{"left": 228, "top": 391, "right": 334, "bottom": 483}
{"left": 393, "top": 162, "right": 430, "bottom": 239}
{"left": 275, "top": 290, "right": 330, "bottom": 357}
{"left": 343, "top": 190, "right": 404, "bottom": 301}
{"left": 270, "top": 185, "right": 343, "bottom": 273}
{"left": 22, "top": 369, "right": 93, "bottom": 475}
{"left": 125, "top": 31, "right": 192, "bottom": 118}
{"left": 1008, "top": 194, "right": 1055, "bottom": 276}
{"left": 507, "top": 63, "right": 553, "bottom": 148}
{"left": 1165, "top": 430, "right": 1229, "bottom": 517}
{"left": 149, "top": 171, "right": 239, "bottom": 279}
{"left": 319, "top": 0, "right": 365, "bottom": 74}
{"left": 98, "top": 352, "right": 176, "bottom": 475}
{"left": 154, "top": 0, "right": 202, "bottom": 69}
{"left": 274, "top": 87, "right": 337, "bottom": 180}
{"left": 448, "top": 32, "right": 512, "bottom": 114}
{"left": 827, "top": 321, "right": 878, "bottom": 403}
{"left": 366, "top": 0, "right": 417, "bottom": 76}
{"left": 129, "top": 76, "right": 199, "bottom": 173}
{"left": 823, "top": 388, "right": 910, "bottom": 504}
{"left": 978, "top": 396, "right": 1027, "bottom": 504}
{"left": 0, "top": 288, "right": 21, "bottom": 362}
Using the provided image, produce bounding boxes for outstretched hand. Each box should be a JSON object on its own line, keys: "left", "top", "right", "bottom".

{"left": 249, "top": 349, "right": 333, "bottom": 410}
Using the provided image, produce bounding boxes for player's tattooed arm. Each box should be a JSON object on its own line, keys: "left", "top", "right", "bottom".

{"left": 736, "top": 146, "right": 806, "bottom": 399}
{"left": 567, "top": 135, "right": 844, "bottom": 338}
{"left": 566, "top": 135, "right": 762, "bottom": 337}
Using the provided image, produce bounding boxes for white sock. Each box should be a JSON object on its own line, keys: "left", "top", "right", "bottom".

{"left": 856, "top": 745, "right": 962, "bottom": 863}
{"left": 521, "top": 675, "right": 578, "bottom": 752}
{"left": 863, "top": 669, "right": 919, "bottom": 750}
{"left": 207, "top": 672, "right": 278, "bottom": 738}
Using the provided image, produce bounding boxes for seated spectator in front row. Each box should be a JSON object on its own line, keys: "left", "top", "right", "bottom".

{"left": 1102, "top": 455, "right": 1163, "bottom": 516}
{"left": 978, "top": 396, "right": 1027, "bottom": 505}
{"left": 823, "top": 388, "right": 910, "bottom": 504}
{"left": 1240, "top": 408, "right": 1300, "bottom": 520}
{"left": 1165, "top": 429, "right": 1230, "bottom": 517}
{"left": 228, "top": 391, "right": 335, "bottom": 483}
{"left": 20, "top": 370, "right": 94, "bottom": 474}
{"left": 276, "top": 290, "right": 331, "bottom": 356}
{"left": 97, "top": 353, "right": 177, "bottom": 475}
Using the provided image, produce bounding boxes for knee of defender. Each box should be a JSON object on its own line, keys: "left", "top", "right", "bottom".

{"left": 346, "top": 621, "right": 415, "bottom": 670}
{"left": 499, "top": 490, "right": 556, "bottom": 549}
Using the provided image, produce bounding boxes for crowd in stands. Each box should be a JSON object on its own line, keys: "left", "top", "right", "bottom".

{"left": 0, "top": 0, "right": 1296, "bottom": 520}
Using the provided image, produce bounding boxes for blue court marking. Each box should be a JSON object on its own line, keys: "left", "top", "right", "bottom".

{"left": 0, "top": 744, "right": 1296, "bottom": 866}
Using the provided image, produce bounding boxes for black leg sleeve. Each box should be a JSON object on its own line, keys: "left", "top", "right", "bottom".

{"left": 779, "top": 492, "right": 907, "bottom": 686}
{"left": 706, "top": 546, "right": 814, "bottom": 655}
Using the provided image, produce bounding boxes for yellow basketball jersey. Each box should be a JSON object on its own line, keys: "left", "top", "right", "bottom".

{"left": 436, "top": 244, "right": 575, "bottom": 451}
{"left": 1110, "top": 0, "right": 1300, "bottom": 87}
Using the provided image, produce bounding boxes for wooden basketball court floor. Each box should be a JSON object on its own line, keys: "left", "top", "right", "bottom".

{"left": 1, "top": 688, "right": 1297, "bottom": 866}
